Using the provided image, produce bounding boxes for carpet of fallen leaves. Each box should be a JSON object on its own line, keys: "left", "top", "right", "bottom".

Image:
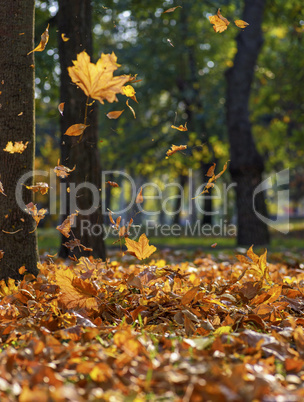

{"left": 1, "top": 247, "right": 304, "bottom": 401}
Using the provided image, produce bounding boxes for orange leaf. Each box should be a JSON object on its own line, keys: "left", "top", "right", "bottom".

{"left": 171, "top": 122, "right": 187, "bottom": 131}
{"left": 0, "top": 250, "right": 4, "bottom": 260}
{"left": 107, "top": 181, "right": 119, "bottom": 187}
{"left": 166, "top": 144, "right": 187, "bottom": 156}
{"left": 58, "top": 102, "right": 65, "bottom": 115}
{"left": 106, "top": 110, "right": 124, "bottom": 119}
{"left": 125, "top": 233, "right": 156, "bottom": 260}
{"left": 68, "top": 51, "right": 130, "bottom": 104}
{"left": 206, "top": 163, "right": 216, "bottom": 177}
{"left": 26, "top": 202, "right": 47, "bottom": 227}
{"left": 61, "top": 33, "right": 70, "bottom": 42}
{"left": 4, "top": 141, "right": 29, "bottom": 154}
{"left": 64, "top": 123, "right": 89, "bottom": 137}
{"left": 25, "top": 182, "right": 50, "bottom": 195}
{"left": 56, "top": 211, "right": 78, "bottom": 238}
{"left": 163, "top": 6, "right": 182, "bottom": 13}
{"left": 181, "top": 286, "right": 200, "bottom": 305}
{"left": 19, "top": 266, "right": 27, "bottom": 275}
{"left": 56, "top": 269, "right": 98, "bottom": 310}
{"left": 234, "top": 20, "right": 249, "bottom": 29}
{"left": 209, "top": 9, "right": 230, "bottom": 33}
{"left": 0, "top": 181, "right": 6, "bottom": 196}
{"left": 136, "top": 187, "right": 144, "bottom": 203}
{"left": 27, "top": 24, "right": 49, "bottom": 55}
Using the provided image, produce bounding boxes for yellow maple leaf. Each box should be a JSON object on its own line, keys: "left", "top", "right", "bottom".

{"left": 4, "top": 141, "right": 29, "bottom": 154}
{"left": 209, "top": 9, "right": 230, "bottom": 33}
{"left": 68, "top": 51, "right": 130, "bottom": 104}
{"left": 125, "top": 233, "right": 157, "bottom": 260}
{"left": 27, "top": 24, "right": 49, "bottom": 55}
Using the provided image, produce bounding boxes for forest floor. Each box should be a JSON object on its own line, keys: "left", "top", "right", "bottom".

{"left": 1, "top": 243, "right": 304, "bottom": 401}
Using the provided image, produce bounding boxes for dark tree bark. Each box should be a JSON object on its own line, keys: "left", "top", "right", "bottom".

{"left": 57, "top": 0, "right": 106, "bottom": 259}
{"left": 172, "top": 174, "right": 187, "bottom": 225}
{"left": 226, "top": 0, "right": 270, "bottom": 246}
{"left": 0, "top": 0, "right": 39, "bottom": 280}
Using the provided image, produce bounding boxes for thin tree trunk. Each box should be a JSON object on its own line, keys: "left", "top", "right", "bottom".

{"left": 0, "top": 0, "right": 39, "bottom": 280}
{"left": 57, "top": 0, "right": 106, "bottom": 259}
{"left": 225, "top": 0, "right": 270, "bottom": 246}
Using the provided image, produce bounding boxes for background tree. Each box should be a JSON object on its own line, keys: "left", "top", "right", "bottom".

{"left": 0, "top": 0, "right": 39, "bottom": 280}
{"left": 57, "top": 0, "right": 106, "bottom": 259}
{"left": 226, "top": 0, "right": 270, "bottom": 245}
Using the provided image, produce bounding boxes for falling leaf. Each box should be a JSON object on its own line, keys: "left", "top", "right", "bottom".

{"left": 58, "top": 102, "right": 65, "bottom": 115}
{"left": 163, "top": 6, "right": 182, "bottom": 13}
{"left": 61, "top": 33, "right": 69, "bottom": 41}
{"left": 206, "top": 163, "right": 216, "bottom": 177}
{"left": 121, "top": 85, "right": 138, "bottom": 103}
{"left": 27, "top": 24, "right": 49, "bottom": 55}
{"left": 125, "top": 233, "right": 157, "bottom": 260}
{"left": 0, "top": 181, "right": 6, "bottom": 196}
{"left": 25, "top": 182, "right": 50, "bottom": 195}
{"left": 106, "top": 110, "right": 124, "bottom": 119}
{"left": 107, "top": 181, "right": 119, "bottom": 187}
{"left": 126, "top": 99, "right": 136, "bottom": 119}
{"left": 26, "top": 202, "right": 47, "bottom": 227}
{"left": 194, "top": 160, "right": 229, "bottom": 198}
{"left": 18, "top": 112, "right": 23, "bottom": 116}
{"left": 234, "top": 20, "right": 249, "bottom": 29}
{"left": 56, "top": 268, "right": 98, "bottom": 310}
{"left": 54, "top": 160, "right": 76, "bottom": 178}
{"left": 4, "top": 141, "right": 29, "bottom": 154}
{"left": 63, "top": 239, "right": 93, "bottom": 252}
{"left": 209, "top": 9, "right": 230, "bottom": 33}
{"left": 19, "top": 266, "right": 26, "bottom": 275}
{"left": 64, "top": 123, "right": 89, "bottom": 137}
{"left": 171, "top": 122, "right": 187, "bottom": 131}
{"left": 56, "top": 212, "right": 78, "bottom": 238}
{"left": 68, "top": 51, "right": 130, "bottom": 104}
{"left": 211, "top": 243, "right": 217, "bottom": 248}
{"left": 0, "top": 250, "right": 4, "bottom": 260}
{"left": 136, "top": 187, "right": 144, "bottom": 204}
{"left": 166, "top": 144, "right": 187, "bottom": 156}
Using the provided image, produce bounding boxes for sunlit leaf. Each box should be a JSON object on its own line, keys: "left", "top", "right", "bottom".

{"left": 234, "top": 20, "right": 249, "bottom": 29}
{"left": 26, "top": 202, "right": 47, "bottom": 227}
{"left": 125, "top": 233, "right": 156, "bottom": 260}
{"left": 106, "top": 110, "right": 124, "bottom": 119}
{"left": 58, "top": 102, "right": 65, "bottom": 115}
{"left": 27, "top": 24, "right": 49, "bottom": 55}
{"left": 171, "top": 122, "right": 187, "bottom": 131}
{"left": 25, "top": 182, "right": 50, "bottom": 195}
{"left": 209, "top": 9, "right": 230, "bottom": 33}
{"left": 166, "top": 144, "right": 187, "bottom": 157}
{"left": 61, "top": 33, "right": 70, "bottom": 41}
{"left": 64, "top": 123, "right": 89, "bottom": 137}
{"left": 163, "top": 6, "right": 182, "bottom": 14}
{"left": 54, "top": 159, "right": 76, "bottom": 178}
{"left": 68, "top": 51, "right": 130, "bottom": 104}
{"left": 56, "top": 211, "right": 78, "bottom": 238}
{"left": 136, "top": 187, "right": 144, "bottom": 203}
{"left": 4, "top": 141, "right": 29, "bottom": 154}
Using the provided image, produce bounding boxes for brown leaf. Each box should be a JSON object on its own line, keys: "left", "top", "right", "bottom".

{"left": 127, "top": 273, "right": 143, "bottom": 290}
{"left": 0, "top": 181, "right": 6, "bottom": 196}
{"left": 64, "top": 123, "right": 89, "bottom": 137}
{"left": 27, "top": 24, "right": 49, "bottom": 55}
{"left": 25, "top": 182, "right": 50, "bottom": 195}
{"left": 106, "top": 110, "right": 124, "bottom": 119}
{"left": 125, "top": 233, "right": 156, "bottom": 260}
{"left": 126, "top": 99, "right": 136, "bottom": 118}
{"left": 209, "top": 9, "right": 230, "bottom": 33}
{"left": 58, "top": 102, "right": 65, "bottom": 115}
{"left": 68, "top": 51, "right": 130, "bottom": 104}
{"left": 0, "top": 250, "right": 4, "bottom": 260}
{"left": 163, "top": 6, "right": 182, "bottom": 14}
{"left": 26, "top": 202, "right": 47, "bottom": 227}
{"left": 206, "top": 163, "right": 216, "bottom": 177}
{"left": 107, "top": 181, "right": 119, "bottom": 187}
{"left": 3, "top": 141, "right": 29, "bottom": 154}
{"left": 54, "top": 160, "right": 76, "bottom": 178}
{"left": 56, "top": 269, "right": 98, "bottom": 310}
{"left": 56, "top": 211, "right": 78, "bottom": 238}
{"left": 181, "top": 286, "right": 200, "bottom": 305}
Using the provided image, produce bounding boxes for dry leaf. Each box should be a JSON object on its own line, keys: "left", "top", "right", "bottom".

{"left": 56, "top": 212, "right": 78, "bottom": 238}
{"left": 4, "top": 141, "right": 29, "bottom": 154}
{"left": 121, "top": 85, "right": 138, "bottom": 102}
{"left": 206, "top": 163, "right": 216, "bottom": 177}
{"left": 61, "top": 33, "right": 69, "bottom": 41}
{"left": 63, "top": 239, "right": 93, "bottom": 252}
{"left": 56, "top": 269, "right": 98, "bottom": 310}
{"left": 126, "top": 99, "right": 136, "bottom": 119}
{"left": 125, "top": 233, "right": 156, "bottom": 260}
{"left": 209, "top": 9, "right": 230, "bottom": 33}
{"left": 171, "top": 122, "right": 187, "bottom": 131}
{"left": 106, "top": 110, "right": 124, "bottom": 119}
{"left": 54, "top": 160, "right": 76, "bottom": 178}
{"left": 234, "top": 20, "right": 249, "bottom": 29}
{"left": 136, "top": 187, "right": 144, "bottom": 204}
{"left": 181, "top": 287, "right": 199, "bottom": 305}
{"left": 27, "top": 24, "right": 49, "bottom": 55}
{"left": 58, "top": 102, "right": 65, "bottom": 115}
{"left": 107, "top": 181, "right": 119, "bottom": 188}
{"left": 163, "top": 6, "right": 182, "bottom": 14}
{"left": 26, "top": 202, "right": 47, "bottom": 227}
{"left": 166, "top": 144, "right": 187, "bottom": 157}
{"left": 0, "top": 250, "right": 4, "bottom": 260}
{"left": 19, "top": 266, "right": 26, "bottom": 275}
{"left": 68, "top": 51, "right": 130, "bottom": 104}
{"left": 0, "top": 181, "right": 6, "bottom": 196}
{"left": 25, "top": 182, "right": 50, "bottom": 195}
{"left": 64, "top": 123, "right": 89, "bottom": 137}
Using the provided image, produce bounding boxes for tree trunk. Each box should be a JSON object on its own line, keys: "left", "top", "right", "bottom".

{"left": 172, "top": 174, "right": 187, "bottom": 225}
{"left": 57, "top": 0, "right": 106, "bottom": 259}
{"left": 225, "top": 0, "right": 270, "bottom": 246}
{"left": 0, "top": 0, "right": 39, "bottom": 280}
